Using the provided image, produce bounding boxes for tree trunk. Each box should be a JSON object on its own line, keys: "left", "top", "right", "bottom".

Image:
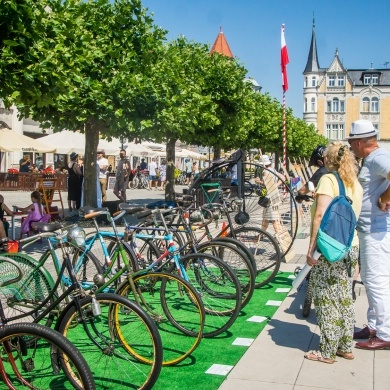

{"left": 83, "top": 120, "right": 100, "bottom": 207}
{"left": 213, "top": 146, "right": 221, "bottom": 160}
{"left": 165, "top": 138, "right": 177, "bottom": 202}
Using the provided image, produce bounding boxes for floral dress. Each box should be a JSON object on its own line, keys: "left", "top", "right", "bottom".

{"left": 310, "top": 245, "right": 358, "bottom": 359}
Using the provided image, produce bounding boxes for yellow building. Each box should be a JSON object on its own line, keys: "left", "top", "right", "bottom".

{"left": 303, "top": 21, "right": 390, "bottom": 141}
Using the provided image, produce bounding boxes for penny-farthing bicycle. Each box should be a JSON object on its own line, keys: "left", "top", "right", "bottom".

{"left": 190, "top": 151, "right": 299, "bottom": 260}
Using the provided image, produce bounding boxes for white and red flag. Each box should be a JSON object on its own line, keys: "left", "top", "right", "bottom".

{"left": 281, "top": 24, "right": 289, "bottom": 93}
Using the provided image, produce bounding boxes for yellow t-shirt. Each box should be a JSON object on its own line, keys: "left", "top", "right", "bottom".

{"left": 311, "top": 173, "right": 363, "bottom": 246}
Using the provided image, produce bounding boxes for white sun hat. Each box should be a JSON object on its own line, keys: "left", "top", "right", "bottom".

{"left": 346, "top": 119, "right": 379, "bottom": 140}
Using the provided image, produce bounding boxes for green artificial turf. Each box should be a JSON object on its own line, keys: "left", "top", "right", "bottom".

{"left": 152, "top": 270, "right": 293, "bottom": 390}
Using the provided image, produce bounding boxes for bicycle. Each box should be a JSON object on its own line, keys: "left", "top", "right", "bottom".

{"left": 0, "top": 223, "right": 163, "bottom": 389}
{"left": 77, "top": 206, "right": 242, "bottom": 338}
{"left": 140, "top": 204, "right": 256, "bottom": 309}
{"left": 63, "top": 208, "right": 205, "bottom": 366}
{"left": 0, "top": 256, "right": 96, "bottom": 389}
{"left": 177, "top": 188, "right": 282, "bottom": 288}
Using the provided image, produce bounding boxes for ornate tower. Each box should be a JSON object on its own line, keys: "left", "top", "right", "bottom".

{"left": 303, "top": 19, "right": 321, "bottom": 125}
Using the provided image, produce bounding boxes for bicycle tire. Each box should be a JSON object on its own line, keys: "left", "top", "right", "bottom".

{"left": 85, "top": 233, "right": 138, "bottom": 273}
{"left": 233, "top": 227, "right": 281, "bottom": 288}
{"left": 171, "top": 252, "right": 242, "bottom": 338}
{"left": 192, "top": 241, "right": 255, "bottom": 309}
{"left": 116, "top": 272, "right": 205, "bottom": 366}
{"left": 56, "top": 293, "right": 162, "bottom": 390}
{"left": 302, "top": 273, "right": 313, "bottom": 318}
{"left": 0, "top": 253, "right": 57, "bottom": 325}
{"left": 0, "top": 322, "right": 96, "bottom": 389}
{"left": 211, "top": 236, "right": 257, "bottom": 271}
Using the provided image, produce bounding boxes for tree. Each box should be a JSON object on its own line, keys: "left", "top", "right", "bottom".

{"left": 0, "top": 0, "right": 166, "bottom": 206}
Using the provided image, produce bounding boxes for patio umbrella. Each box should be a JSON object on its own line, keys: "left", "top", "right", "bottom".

{"left": 40, "top": 130, "right": 85, "bottom": 154}
{"left": 0, "top": 129, "right": 55, "bottom": 152}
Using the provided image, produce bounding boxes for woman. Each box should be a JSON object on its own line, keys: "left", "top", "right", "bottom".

{"left": 305, "top": 142, "right": 363, "bottom": 364}
{"left": 159, "top": 160, "right": 167, "bottom": 191}
{"left": 67, "top": 152, "right": 83, "bottom": 211}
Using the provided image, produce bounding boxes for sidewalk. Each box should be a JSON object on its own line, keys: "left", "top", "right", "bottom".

{"left": 219, "top": 233, "right": 389, "bottom": 390}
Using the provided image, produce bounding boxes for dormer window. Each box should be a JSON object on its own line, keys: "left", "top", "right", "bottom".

{"left": 372, "top": 74, "right": 379, "bottom": 84}
{"left": 328, "top": 76, "right": 335, "bottom": 87}
{"left": 364, "top": 75, "right": 371, "bottom": 85}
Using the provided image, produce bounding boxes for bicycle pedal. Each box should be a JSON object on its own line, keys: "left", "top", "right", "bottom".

{"left": 22, "top": 358, "right": 35, "bottom": 372}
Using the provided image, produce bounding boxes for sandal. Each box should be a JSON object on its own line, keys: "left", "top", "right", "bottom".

{"left": 336, "top": 350, "right": 354, "bottom": 360}
{"left": 304, "top": 350, "right": 335, "bottom": 364}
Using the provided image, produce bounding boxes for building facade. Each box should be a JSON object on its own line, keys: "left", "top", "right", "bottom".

{"left": 303, "top": 22, "right": 390, "bottom": 141}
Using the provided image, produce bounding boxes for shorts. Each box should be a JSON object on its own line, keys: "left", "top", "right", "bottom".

{"left": 186, "top": 172, "right": 192, "bottom": 178}
{"left": 149, "top": 175, "right": 157, "bottom": 181}
{"left": 262, "top": 205, "right": 279, "bottom": 221}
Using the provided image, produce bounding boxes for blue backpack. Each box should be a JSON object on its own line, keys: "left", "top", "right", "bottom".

{"left": 316, "top": 172, "right": 357, "bottom": 262}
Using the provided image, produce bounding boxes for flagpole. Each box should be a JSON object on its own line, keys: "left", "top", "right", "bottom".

{"left": 281, "top": 23, "right": 289, "bottom": 169}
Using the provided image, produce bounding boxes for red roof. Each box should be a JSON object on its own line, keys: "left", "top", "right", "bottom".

{"left": 210, "top": 27, "right": 234, "bottom": 58}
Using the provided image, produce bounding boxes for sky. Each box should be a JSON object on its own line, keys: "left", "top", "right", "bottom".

{"left": 141, "top": 0, "right": 390, "bottom": 118}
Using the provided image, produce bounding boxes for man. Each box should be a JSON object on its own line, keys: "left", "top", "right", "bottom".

{"left": 140, "top": 158, "right": 147, "bottom": 170}
{"left": 19, "top": 154, "right": 31, "bottom": 173}
{"left": 348, "top": 119, "right": 390, "bottom": 350}
{"left": 113, "top": 149, "right": 131, "bottom": 202}
{"left": 97, "top": 150, "right": 109, "bottom": 202}
{"left": 148, "top": 158, "right": 158, "bottom": 190}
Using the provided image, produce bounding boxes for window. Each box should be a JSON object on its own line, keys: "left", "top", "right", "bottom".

{"left": 305, "top": 77, "right": 308, "bottom": 87}
{"left": 326, "top": 124, "right": 345, "bottom": 140}
{"left": 371, "top": 97, "right": 379, "bottom": 112}
{"left": 340, "top": 100, "right": 345, "bottom": 112}
{"left": 328, "top": 76, "right": 335, "bottom": 87}
{"left": 311, "top": 97, "right": 315, "bottom": 112}
{"left": 372, "top": 74, "right": 379, "bottom": 84}
{"left": 311, "top": 76, "right": 316, "bottom": 87}
{"left": 304, "top": 98, "right": 308, "bottom": 112}
{"left": 364, "top": 75, "right": 371, "bottom": 85}
{"left": 327, "top": 101, "right": 331, "bottom": 112}
{"left": 338, "top": 76, "right": 345, "bottom": 86}
{"left": 326, "top": 124, "right": 331, "bottom": 139}
{"left": 332, "top": 98, "right": 339, "bottom": 112}
{"left": 362, "top": 97, "right": 370, "bottom": 112}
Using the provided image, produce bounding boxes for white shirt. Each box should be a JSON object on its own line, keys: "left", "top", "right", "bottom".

{"left": 97, "top": 157, "right": 109, "bottom": 179}
{"left": 148, "top": 161, "right": 157, "bottom": 176}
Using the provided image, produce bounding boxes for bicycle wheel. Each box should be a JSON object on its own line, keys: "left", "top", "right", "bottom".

{"left": 40, "top": 242, "right": 104, "bottom": 291}
{"left": 233, "top": 227, "right": 281, "bottom": 288}
{"left": 57, "top": 293, "right": 162, "bottom": 390}
{"left": 192, "top": 241, "right": 255, "bottom": 309}
{"left": 0, "top": 322, "right": 95, "bottom": 389}
{"left": 85, "top": 233, "right": 138, "bottom": 273}
{"left": 174, "top": 253, "right": 242, "bottom": 338}
{"left": 129, "top": 176, "right": 139, "bottom": 189}
{"left": 117, "top": 272, "right": 205, "bottom": 366}
{"left": 0, "top": 253, "right": 57, "bottom": 325}
{"left": 212, "top": 236, "right": 257, "bottom": 270}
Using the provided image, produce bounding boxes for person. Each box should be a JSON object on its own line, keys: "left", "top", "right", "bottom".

{"left": 113, "top": 149, "right": 131, "bottom": 202}
{"left": 185, "top": 159, "right": 192, "bottom": 185}
{"left": 97, "top": 150, "right": 109, "bottom": 202}
{"left": 14, "top": 190, "right": 51, "bottom": 236}
{"left": 0, "top": 194, "right": 13, "bottom": 240}
{"left": 159, "top": 159, "right": 167, "bottom": 191}
{"left": 29, "top": 164, "right": 39, "bottom": 173}
{"left": 230, "top": 164, "right": 238, "bottom": 186}
{"left": 67, "top": 152, "right": 83, "bottom": 211}
{"left": 296, "top": 145, "right": 327, "bottom": 200}
{"left": 19, "top": 154, "right": 31, "bottom": 173}
{"left": 304, "top": 142, "right": 362, "bottom": 364}
{"left": 192, "top": 161, "right": 199, "bottom": 182}
{"left": 255, "top": 155, "right": 285, "bottom": 235}
{"left": 347, "top": 119, "right": 390, "bottom": 350}
{"left": 148, "top": 158, "right": 158, "bottom": 190}
{"left": 140, "top": 158, "right": 147, "bottom": 170}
